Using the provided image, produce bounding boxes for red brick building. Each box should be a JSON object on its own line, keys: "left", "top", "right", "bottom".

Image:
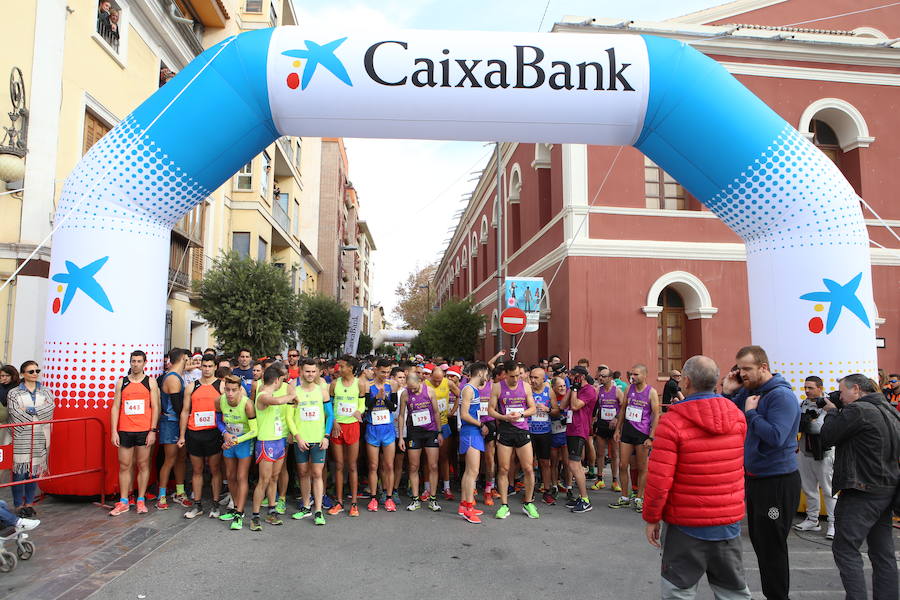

{"left": 434, "top": 0, "right": 899, "bottom": 391}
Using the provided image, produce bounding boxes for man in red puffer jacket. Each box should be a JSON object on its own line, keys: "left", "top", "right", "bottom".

{"left": 643, "top": 355, "right": 750, "bottom": 600}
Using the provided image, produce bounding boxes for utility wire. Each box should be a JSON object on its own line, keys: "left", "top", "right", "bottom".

{"left": 783, "top": 2, "right": 900, "bottom": 27}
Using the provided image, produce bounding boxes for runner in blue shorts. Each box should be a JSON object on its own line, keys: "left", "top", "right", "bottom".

{"left": 217, "top": 374, "right": 257, "bottom": 529}
{"left": 549, "top": 376, "right": 569, "bottom": 501}
{"left": 457, "top": 362, "right": 489, "bottom": 523}
{"left": 364, "top": 359, "right": 399, "bottom": 512}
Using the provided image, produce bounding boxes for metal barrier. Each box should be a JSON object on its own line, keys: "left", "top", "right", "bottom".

{"left": 0, "top": 417, "right": 107, "bottom": 507}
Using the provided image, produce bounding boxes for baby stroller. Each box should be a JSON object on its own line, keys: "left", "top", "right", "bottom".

{"left": 0, "top": 525, "right": 35, "bottom": 572}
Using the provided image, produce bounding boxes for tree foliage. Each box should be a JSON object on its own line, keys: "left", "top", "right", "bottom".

{"left": 393, "top": 263, "right": 437, "bottom": 330}
{"left": 195, "top": 252, "right": 303, "bottom": 356}
{"left": 415, "top": 299, "right": 485, "bottom": 360}
{"left": 357, "top": 332, "right": 373, "bottom": 355}
{"left": 376, "top": 343, "right": 395, "bottom": 356}
{"left": 296, "top": 294, "right": 349, "bottom": 357}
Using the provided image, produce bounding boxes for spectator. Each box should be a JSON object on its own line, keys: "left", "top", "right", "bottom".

{"left": 612, "top": 370, "right": 628, "bottom": 394}
{"left": 6, "top": 361, "right": 56, "bottom": 517}
{"left": 722, "top": 345, "right": 800, "bottom": 600}
{"left": 644, "top": 355, "right": 750, "bottom": 599}
{"left": 0, "top": 499, "right": 39, "bottom": 532}
{"left": 884, "top": 373, "right": 899, "bottom": 409}
{"left": 108, "top": 9, "right": 120, "bottom": 39}
{"left": 661, "top": 369, "right": 684, "bottom": 406}
{"left": 821, "top": 374, "right": 899, "bottom": 600}
{"left": 0, "top": 365, "right": 19, "bottom": 483}
{"left": 97, "top": 1, "right": 111, "bottom": 27}
{"left": 794, "top": 376, "right": 836, "bottom": 539}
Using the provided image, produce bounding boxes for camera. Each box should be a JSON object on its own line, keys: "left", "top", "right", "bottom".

{"left": 815, "top": 397, "right": 827, "bottom": 409}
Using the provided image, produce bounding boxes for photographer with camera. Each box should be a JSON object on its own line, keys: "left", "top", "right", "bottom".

{"left": 794, "top": 376, "right": 836, "bottom": 539}
{"left": 560, "top": 366, "right": 598, "bottom": 513}
{"left": 820, "top": 374, "right": 900, "bottom": 600}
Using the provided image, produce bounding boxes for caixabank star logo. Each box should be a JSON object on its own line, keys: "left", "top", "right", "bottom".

{"left": 799, "top": 272, "right": 870, "bottom": 335}
{"left": 282, "top": 37, "right": 353, "bottom": 90}
{"left": 50, "top": 256, "right": 114, "bottom": 315}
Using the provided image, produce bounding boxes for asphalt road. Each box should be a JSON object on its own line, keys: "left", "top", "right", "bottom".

{"left": 7, "top": 483, "right": 871, "bottom": 600}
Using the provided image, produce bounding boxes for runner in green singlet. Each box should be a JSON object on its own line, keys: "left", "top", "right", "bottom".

{"left": 217, "top": 375, "right": 257, "bottom": 530}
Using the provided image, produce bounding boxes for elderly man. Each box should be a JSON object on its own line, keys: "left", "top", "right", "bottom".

{"left": 821, "top": 374, "right": 900, "bottom": 600}
{"left": 644, "top": 356, "right": 750, "bottom": 599}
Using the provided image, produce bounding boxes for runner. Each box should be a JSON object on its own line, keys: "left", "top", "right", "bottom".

{"left": 560, "top": 366, "right": 598, "bottom": 513}
{"left": 217, "top": 374, "right": 257, "bottom": 530}
{"left": 178, "top": 354, "right": 224, "bottom": 519}
{"left": 158, "top": 348, "right": 190, "bottom": 510}
{"left": 109, "top": 350, "right": 160, "bottom": 516}
{"left": 528, "top": 366, "right": 556, "bottom": 505}
{"left": 286, "top": 349, "right": 301, "bottom": 381}
{"left": 425, "top": 363, "right": 460, "bottom": 501}
{"left": 250, "top": 365, "right": 295, "bottom": 530}
{"left": 287, "top": 358, "right": 332, "bottom": 526}
{"left": 458, "top": 362, "right": 489, "bottom": 524}
{"left": 364, "top": 358, "right": 398, "bottom": 512}
{"left": 398, "top": 372, "right": 442, "bottom": 512}
{"left": 232, "top": 349, "right": 255, "bottom": 395}
{"left": 610, "top": 364, "right": 660, "bottom": 513}
{"left": 489, "top": 361, "right": 539, "bottom": 519}
{"left": 591, "top": 366, "right": 623, "bottom": 492}
{"left": 479, "top": 364, "right": 502, "bottom": 506}
{"left": 328, "top": 355, "right": 365, "bottom": 517}
{"left": 548, "top": 376, "right": 569, "bottom": 502}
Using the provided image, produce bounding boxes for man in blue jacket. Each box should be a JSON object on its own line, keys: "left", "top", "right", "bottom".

{"left": 723, "top": 345, "right": 800, "bottom": 600}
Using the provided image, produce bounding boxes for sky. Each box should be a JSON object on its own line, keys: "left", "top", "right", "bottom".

{"left": 291, "top": 0, "right": 724, "bottom": 326}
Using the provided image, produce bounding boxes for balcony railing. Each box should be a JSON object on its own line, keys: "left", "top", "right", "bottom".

{"left": 273, "top": 199, "right": 290, "bottom": 233}
{"left": 168, "top": 266, "right": 189, "bottom": 290}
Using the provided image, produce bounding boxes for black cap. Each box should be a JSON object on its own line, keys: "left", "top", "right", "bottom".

{"left": 569, "top": 365, "right": 589, "bottom": 377}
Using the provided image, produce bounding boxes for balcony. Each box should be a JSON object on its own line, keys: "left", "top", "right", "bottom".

{"left": 168, "top": 266, "right": 189, "bottom": 291}
{"left": 273, "top": 191, "right": 290, "bottom": 233}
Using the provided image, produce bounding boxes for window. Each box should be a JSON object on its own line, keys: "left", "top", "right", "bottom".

{"left": 274, "top": 191, "right": 290, "bottom": 231}
{"left": 261, "top": 152, "right": 270, "bottom": 198}
{"left": 96, "top": 1, "right": 122, "bottom": 53}
{"left": 236, "top": 162, "right": 252, "bottom": 191}
{"left": 83, "top": 110, "right": 111, "bottom": 155}
{"left": 811, "top": 119, "right": 841, "bottom": 166}
{"left": 257, "top": 237, "right": 268, "bottom": 262}
{"left": 232, "top": 232, "right": 250, "bottom": 258}
{"left": 295, "top": 139, "right": 302, "bottom": 171}
{"left": 657, "top": 288, "right": 685, "bottom": 375}
{"left": 244, "top": 0, "right": 263, "bottom": 12}
{"left": 269, "top": 0, "right": 278, "bottom": 26}
{"left": 293, "top": 199, "right": 300, "bottom": 236}
{"left": 644, "top": 157, "right": 685, "bottom": 210}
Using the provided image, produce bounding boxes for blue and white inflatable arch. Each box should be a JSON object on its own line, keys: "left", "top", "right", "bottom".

{"left": 44, "top": 28, "right": 876, "bottom": 492}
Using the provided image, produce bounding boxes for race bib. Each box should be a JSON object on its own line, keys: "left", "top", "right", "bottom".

{"left": 274, "top": 417, "right": 283, "bottom": 437}
{"left": 551, "top": 420, "right": 566, "bottom": 434}
{"left": 438, "top": 398, "right": 448, "bottom": 413}
{"left": 478, "top": 401, "right": 489, "bottom": 417}
{"left": 194, "top": 410, "right": 215, "bottom": 428}
{"left": 531, "top": 411, "right": 549, "bottom": 422}
{"left": 626, "top": 405, "right": 643, "bottom": 423}
{"left": 226, "top": 423, "right": 244, "bottom": 436}
{"left": 371, "top": 409, "right": 390, "bottom": 425}
{"left": 601, "top": 407, "right": 616, "bottom": 421}
{"left": 301, "top": 405, "right": 321, "bottom": 422}
{"left": 566, "top": 409, "right": 574, "bottom": 423}
{"left": 411, "top": 409, "right": 431, "bottom": 427}
{"left": 339, "top": 401, "right": 356, "bottom": 417}
{"left": 124, "top": 399, "right": 144, "bottom": 416}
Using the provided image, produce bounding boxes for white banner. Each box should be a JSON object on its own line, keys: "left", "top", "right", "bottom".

{"left": 343, "top": 305, "right": 364, "bottom": 355}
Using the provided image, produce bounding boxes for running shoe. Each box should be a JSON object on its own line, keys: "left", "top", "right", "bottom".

{"left": 128, "top": 495, "right": 136, "bottom": 505}
{"left": 628, "top": 490, "right": 637, "bottom": 500}
{"left": 173, "top": 493, "right": 192, "bottom": 508}
{"left": 490, "top": 488, "right": 501, "bottom": 499}
{"left": 384, "top": 498, "right": 397, "bottom": 512}
{"left": 322, "top": 494, "right": 335, "bottom": 509}
{"left": 586, "top": 468, "right": 597, "bottom": 481}
{"left": 136, "top": 500, "right": 148, "bottom": 514}
{"left": 378, "top": 490, "right": 387, "bottom": 504}
{"left": 250, "top": 516, "right": 262, "bottom": 531}
{"left": 523, "top": 502, "right": 540, "bottom": 519}
{"left": 367, "top": 497, "right": 379, "bottom": 512}
{"left": 314, "top": 511, "right": 326, "bottom": 526}
{"left": 608, "top": 496, "right": 632, "bottom": 509}
{"left": 231, "top": 514, "right": 244, "bottom": 530}
{"left": 184, "top": 504, "right": 203, "bottom": 519}
{"left": 550, "top": 486, "right": 559, "bottom": 499}
{"left": 442, "top": 488, "right": 454, "bottom": 501}
{"left": 275, "top": 497, "right": 287, "bottom": 515}
{"left": 826, "top": 524, "right": 835, "bottom": 540}
{"left": 406, "top": 498, "right": 421, "bottom": 511}
{"left": 611, "top": 481, "right": 622, "bottom": 493}
{"left": 793, "top": 518, "right": 821, "bottom": 532}
{"left": 208, "top": 506, "right": 221, "bottom": 519}
{"left": 349, "top": 503, "right": 360, "bottom": 517}
{"left": 483, "top": 491, "right": 494, "bottom": 506}
{"left": 457, "top": 503, "right": 484, "bottom": 517}
{"left": 391, "top": 490, "right": 401, "bottom": 505}
{"left": 495, "top": 504, "right": 510, "bottom": 519}
{"left": 260, "top": 497, "right": 269, "bottom": 507}
{"left": 265, "top": 513, "right": 283, "bottom": 525}
{"left": 109, "top": 501, "right": 129, "bottom": 516}
{"left": 590, "top": 479, "right": 606, "bottom": 491}
{"left": 156, "top": 496, "right": 169, "bottom": 510}
{"left": 461, "top": 508, "right": 481, "bottom": 524}
{"left": 219, "top": 492, "right": 232, "bottom": 507}
{"left": 571, "top": 499, "right": 593, "bottom": 513}
{"left": 327, "top": 502, "right": 344, "bottom": 516}
{"left": 428, "top": 499, "right": 441, "bottom": 512}
{"left": 292, "top": 506, "right": 312, "bottom": 520}
{"left": 632, "top": 498, "right": 643, "bottom": 513}
{"left": 219, "top": 509, "right": 237, "bottom": 521}
{"left": 514, "top": 481, "right": 525, "bottom": 492}
{"left": 565, "top": 497, "right": 578, "bottom": 509}
{"left": 542, "top": 490, "right": 556, "bottom": 505}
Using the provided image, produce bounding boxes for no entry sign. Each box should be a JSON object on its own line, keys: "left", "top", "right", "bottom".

{"left": 500, "top": 307, "right": 526, "bottom": 335}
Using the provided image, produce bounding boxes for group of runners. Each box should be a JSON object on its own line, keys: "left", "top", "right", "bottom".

{"left": 108, "top": 348, "right": 661, "bottom": 528}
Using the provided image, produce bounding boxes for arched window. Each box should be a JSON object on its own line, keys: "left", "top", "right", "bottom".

{"left": 657, "top": 288, "right": 685, "bottom": 375}
{"left": 461, "top": 246, "right": 468, "bottom": 267}
{"left": 480, "top": 215, "right": 489, "bottom": 243}
{"left": 470, "top": 232, "right": 478, "bottom": 257}
{"left": 508, "top": 164, "right": 523, "bottom": 250}
{"left": 799, "top": 98, "right": 873, "bottom": 152}
{"left": 811, "top": 119, "right": 841, "bottom": 165}
{"left": 492, "top": 196, "right": 500, "bottom": 228}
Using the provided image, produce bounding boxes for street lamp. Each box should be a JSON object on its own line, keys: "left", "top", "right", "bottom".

{"left": 0, "top": 67, "right": 29, "bottom": 192}
{"left": 419, "top": 283, "right": 432, "bottom": 313}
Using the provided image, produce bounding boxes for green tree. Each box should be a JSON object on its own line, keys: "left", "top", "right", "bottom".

{"left": 376, "top": 343, "right": 395, "bottom": 356}
{"left": 393, "top": 263, "right": 437, "bottom": 329}
{"left": 297, "top": 294, "right": 349, "bottom": 357}
{"left": 415, "top": 299, "right": 485, "bottom": 359}
{"left": 195, "top": 252, "right": 303, "bottom": 356}
{"left": 357, "top": 332, "right": 373, "bottom": 355}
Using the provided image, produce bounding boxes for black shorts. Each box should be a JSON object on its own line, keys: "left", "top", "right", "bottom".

{"left": 593, "top": 419, "right": 615, "bottom": 440}
{"left": 405, "top": 428, "right": 439, "bottom": 450}
{"left": 496, "top": 424, "right": 531, "bottom": 449}
{"left": 531, "top": 432, "right": 551, "bottom": 461}
{"left": 118, "top": 430, "right": 149, "bottom": 448}
{"left": 448, "top": 417, "right": 459, "bottom": 436}
{"left": 482, "top": 420, "right": 497, "bottom": 442}
{"left": 621, "top": 421, "right": 650, "bottom": 446}
{"left": 566, "top": 435, "right": 586, "bottom": 462}
{"left": 186, "top": 428, "right": 223, "bottom": 457}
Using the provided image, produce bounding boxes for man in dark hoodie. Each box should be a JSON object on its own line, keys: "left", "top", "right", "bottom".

{"left": 820, "top": 374, "right": 899, "bottom": 600}
{"left": 723, "top": 345, "right": 799, "bottom": 600}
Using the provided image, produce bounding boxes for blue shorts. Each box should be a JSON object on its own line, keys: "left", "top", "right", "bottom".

{"left": 255, "top": 439, "right": 286, "bottom": 463}
{"left": 459, "top": 428, "right": 485, "bottom": 454}
{"left": 441, "top": 424, "right": 452, "bottom": 439}
{"left": 551, "top": 432, "right": 567, "bottom": 448}
{"left": 223, "top": 439, "right": 253, "bottom": 459}
{"left": 159, "top": 420, "right": 180, "bottom": 445}
{"left": 295, "top": 442, "right": 327, "bottom": 464}
{"left": 365, "top": 423, "right": 395, "bottom": 447}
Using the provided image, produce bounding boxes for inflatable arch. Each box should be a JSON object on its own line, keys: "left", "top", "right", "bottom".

{"left": 43, "top": 28, "right": 876, "bottom": 494}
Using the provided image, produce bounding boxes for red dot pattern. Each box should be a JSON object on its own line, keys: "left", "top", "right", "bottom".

{"left": 42, "top": 341, "right": 165, "bottom": 410}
